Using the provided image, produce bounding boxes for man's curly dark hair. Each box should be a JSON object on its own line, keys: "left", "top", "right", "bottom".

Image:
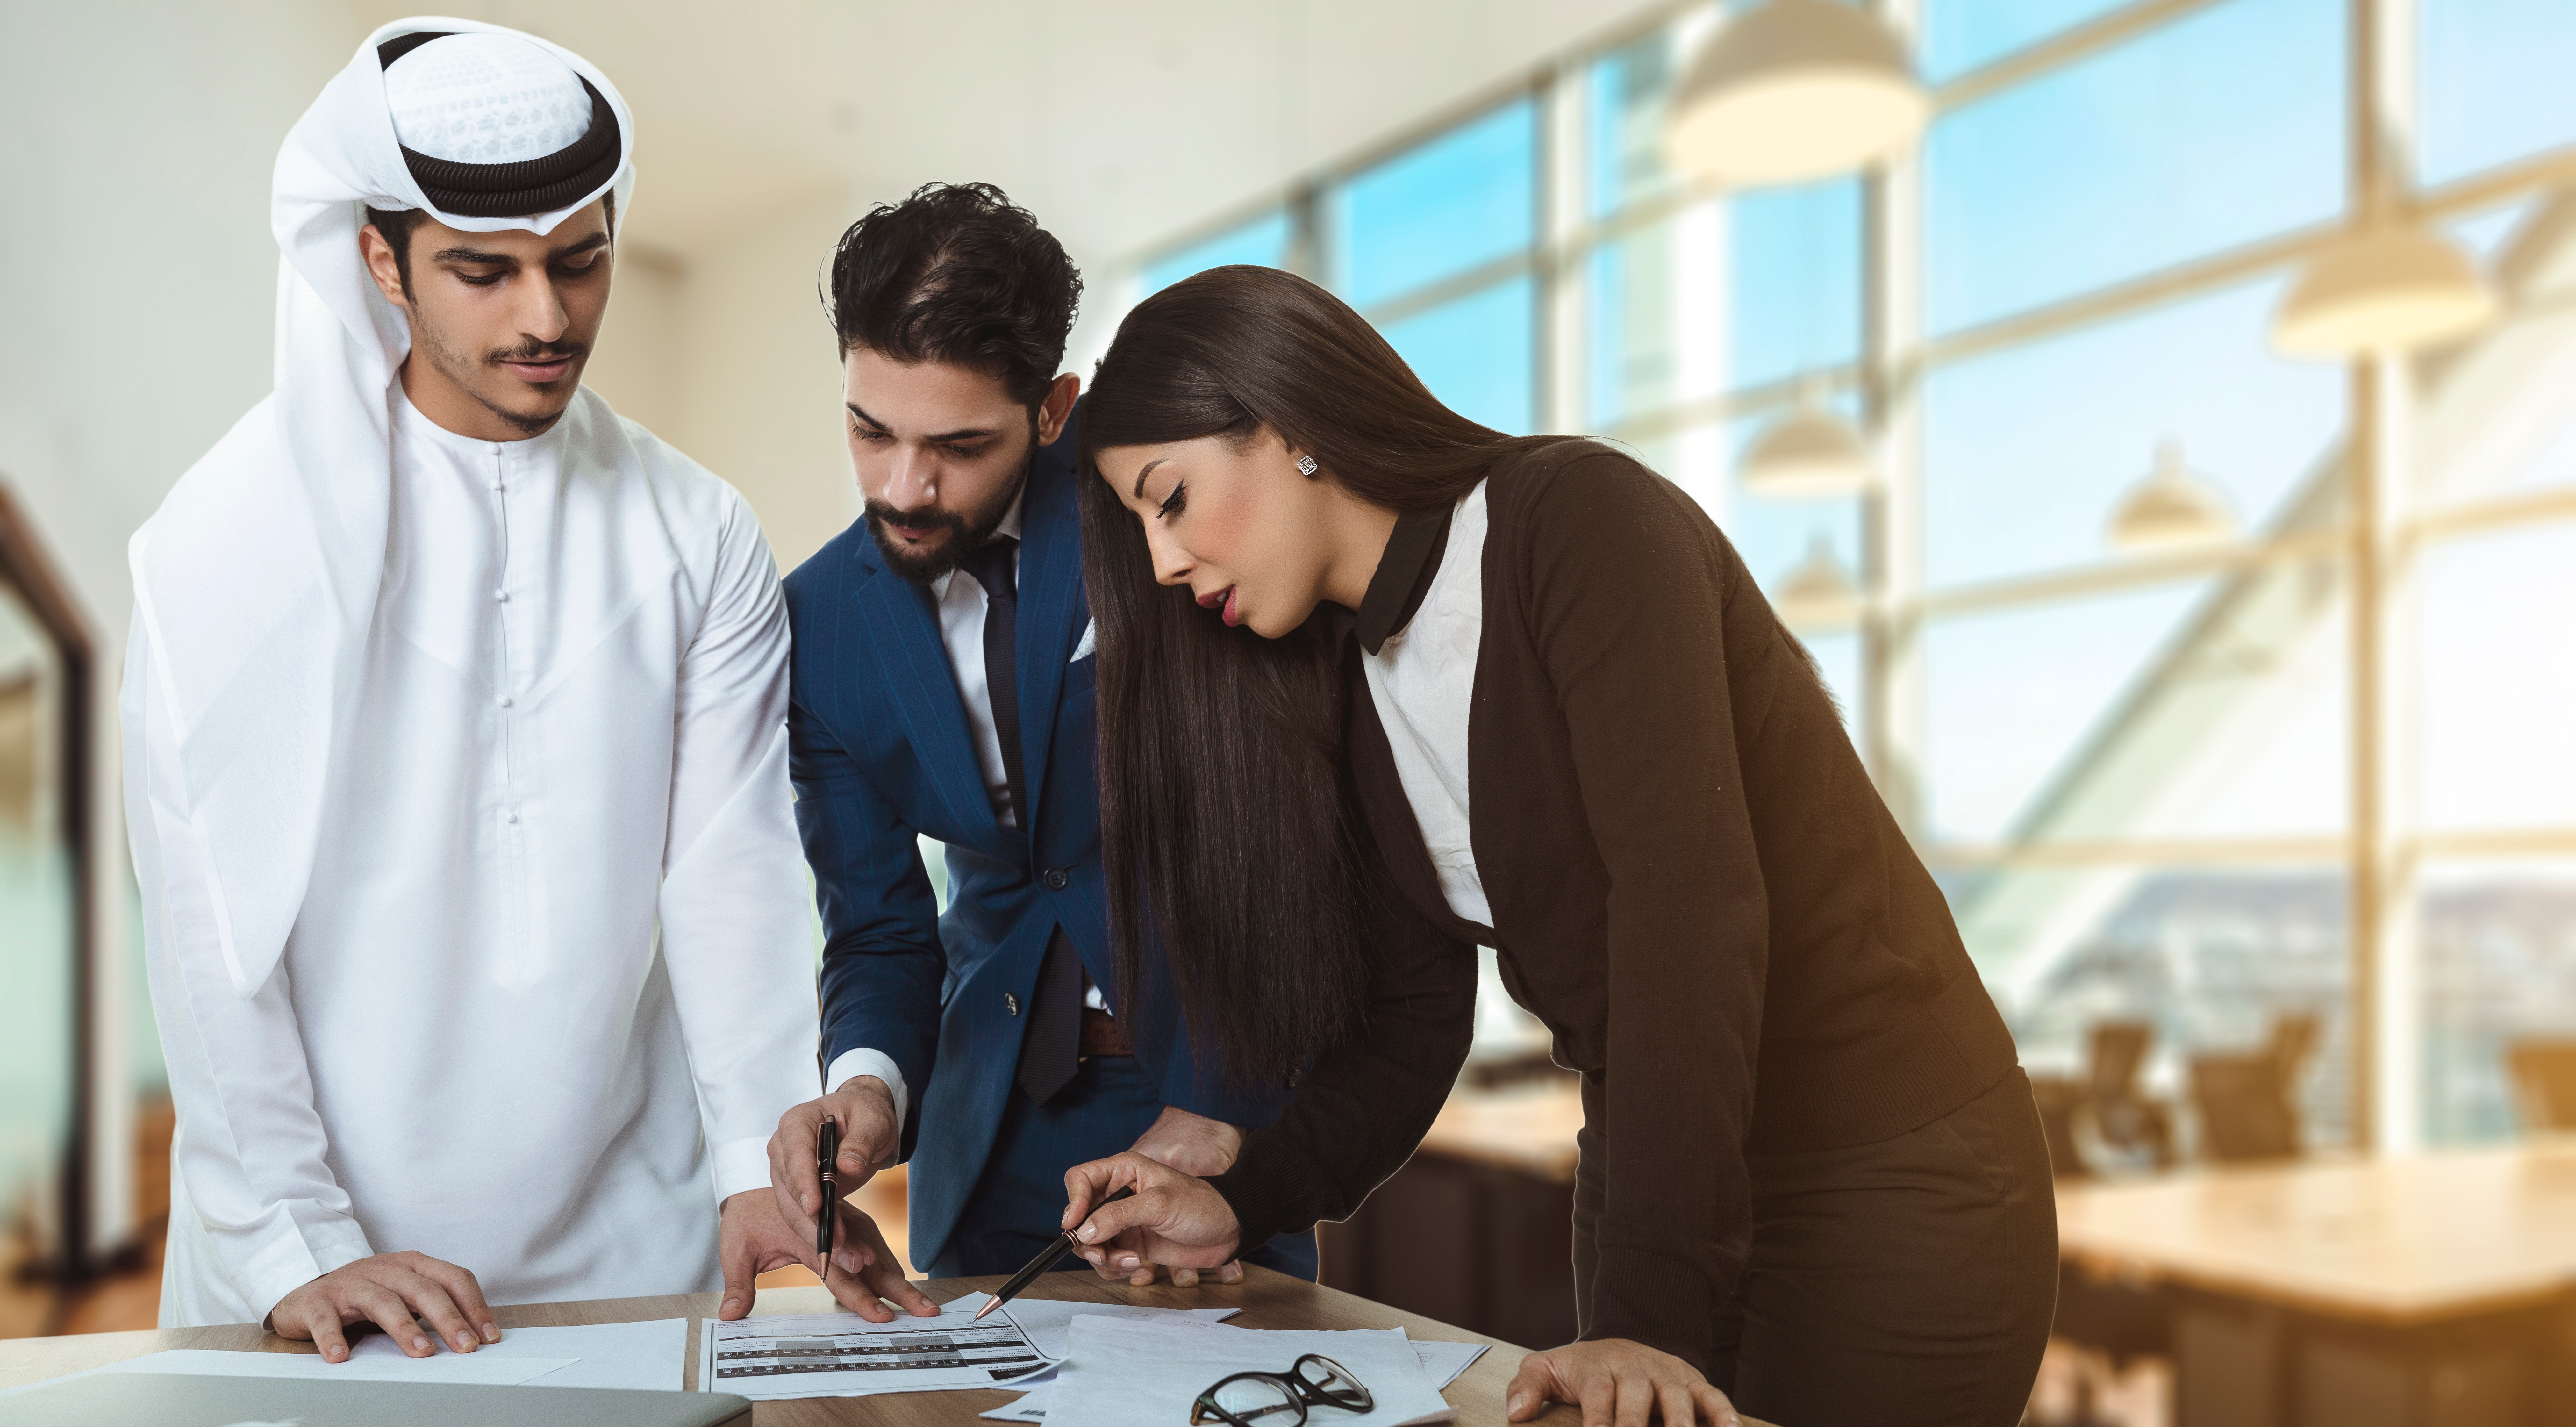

{"left": 824, "top": 181, "right": 1082, "bottom": 409}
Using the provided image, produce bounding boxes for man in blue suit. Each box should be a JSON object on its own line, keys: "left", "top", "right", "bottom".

{"left": 760, "top": 184, "right": 1313, "bottom": 1313}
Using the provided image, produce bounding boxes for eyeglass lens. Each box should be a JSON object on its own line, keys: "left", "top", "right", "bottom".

{"left": 1206, "top": 1374, "right": 1304, "bottom": 1424}
{"left": 1293, "top": 1355, "right": 1373, "bottom": 1411}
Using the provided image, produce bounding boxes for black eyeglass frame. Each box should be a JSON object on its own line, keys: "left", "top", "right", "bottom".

{"left": 1188, "top": 1353, "right": 1374, "bottom": 1427}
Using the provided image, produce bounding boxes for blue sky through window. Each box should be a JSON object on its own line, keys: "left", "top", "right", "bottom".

{"left": 1381, "top": 278, "right": 1536, "bottom": 436}
{"left": 2419, "top": 0, "right": 2576, "bottom": 185}
{"left": 1327, "top": 100, "right": 1535, "bottom": 311}
{"left": 1925, "top": 0, "right": 2345, "bottom": 335}
{"left": 1139, "top": 211, "right": 1292, "bottom": 296}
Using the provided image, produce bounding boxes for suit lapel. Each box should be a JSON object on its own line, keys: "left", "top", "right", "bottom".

{"left": 1015, "top": 429, "right": 1087, "bottom": 834}
{"left": 851, "top": 540, "right": 1005, "bottom": 857}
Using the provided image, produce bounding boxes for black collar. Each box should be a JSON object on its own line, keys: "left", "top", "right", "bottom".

{"left": 1350, "top": 504, "right": 1454, "bottom": 655}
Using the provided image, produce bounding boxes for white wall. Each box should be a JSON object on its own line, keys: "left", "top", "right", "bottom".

{"left": 662, "top": 192, "right": 862, "bottom": 574}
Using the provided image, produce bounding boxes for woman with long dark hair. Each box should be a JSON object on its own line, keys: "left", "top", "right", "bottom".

{"left": 1060, "top": 266, "right": 2056, "bottom": 1427}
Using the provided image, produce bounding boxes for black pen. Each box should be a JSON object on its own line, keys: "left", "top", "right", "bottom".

{"left": 816, "top": 1116, "right": 839, "bottom": 1267}
{"left": 971, "top": 1185, "right": 1136, "bottom": 1321}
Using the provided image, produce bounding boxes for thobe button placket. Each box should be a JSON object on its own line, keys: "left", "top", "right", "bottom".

{"left": 494, "top": 589, "right": 510, "bottom": 602}
{"left": 505, "top": 809, "right": 520, "bottom": 824}
{"left": 497, "top": 695, "right": 514, "bottom": 708}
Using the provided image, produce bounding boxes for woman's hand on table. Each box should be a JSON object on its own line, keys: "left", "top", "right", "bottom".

{"left": 1505, "top": 1338, "right": 1740, "bottom": 1427}
{"left": 1061, "top": 1150, "right": 1243, "bottom": 1277}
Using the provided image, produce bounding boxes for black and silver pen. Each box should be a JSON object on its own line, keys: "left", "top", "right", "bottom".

{"left": 971, "top": 1185, "right": 1136, "bottom": 1320}
{"left": 816, "top": 1116, "right": 839, "bottom": 1266}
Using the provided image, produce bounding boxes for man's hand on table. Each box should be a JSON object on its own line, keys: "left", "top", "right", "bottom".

{"left": 266, "top": 1250, "right": 499, "bottom": 1362}
{"left": 719, "top": 1187, "right": 938, "bottom": 1323}
{"left": 1062, "top": 1149, "right": 1245, "bottom": 1287}
{"left": 1505, "top": 1338, "right": 1740, "bottom": 1427}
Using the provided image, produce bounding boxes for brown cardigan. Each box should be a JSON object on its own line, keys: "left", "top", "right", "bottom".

{"left": 1206, "top": 440, "right": 2019, "bottom": 1370}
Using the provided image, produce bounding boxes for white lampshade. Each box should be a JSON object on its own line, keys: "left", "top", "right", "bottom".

{"left": 1741, "top": 403, "right": 1874, "bottom": 499}
{"left": 1664, "top": 0, "right": 1929, "bottom": 187}
{"left": 1773, "top": 532, "right": 1862, "bottom": 624}
{"left": 2107, "top": 440, "right": 2236, "bottom": 550}
{"left": 2272, "top": 223, "right": 2497, "bottom": 358}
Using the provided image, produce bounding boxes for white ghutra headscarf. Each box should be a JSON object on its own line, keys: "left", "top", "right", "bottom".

{"left": 128, "top": 18, "right": 637, "bottom": 999}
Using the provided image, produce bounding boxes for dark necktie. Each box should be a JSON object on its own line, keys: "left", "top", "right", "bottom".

{"left": 961, "top": 538, "right": 1082, "bottom": 1106}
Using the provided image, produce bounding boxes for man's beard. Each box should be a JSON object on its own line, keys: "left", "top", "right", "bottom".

{"left": 414, "top": 309, "right": 587, "bottom": 436}
{"left": 865, "top": 423, "right": 1038, "bottom": 586}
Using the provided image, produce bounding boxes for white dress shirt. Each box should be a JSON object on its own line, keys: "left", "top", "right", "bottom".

{"left": 128, "top": 388, "right": 816, "bottom": 1326}
{"left": 825, "top": 490, "right": 1105, "bottom": 1132}
{"left": 1359, "top": 480, "right": 1494, "bottom": 928}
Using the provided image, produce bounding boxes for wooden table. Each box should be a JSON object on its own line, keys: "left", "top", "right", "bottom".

{"left": 2056, "top": 1139, "right": 2576, "bottom": 1427}
{"left": 0, "top": 1266, "right": 1621, "bottom": 1425}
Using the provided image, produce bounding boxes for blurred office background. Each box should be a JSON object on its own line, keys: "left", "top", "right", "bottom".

{"left": 5, "top": 2, "right": 2575, "bottom": 1422}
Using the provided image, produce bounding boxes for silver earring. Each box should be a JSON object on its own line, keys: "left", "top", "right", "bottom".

{"left": 1294, "top": 454, "right": 1318, "bottom": 476}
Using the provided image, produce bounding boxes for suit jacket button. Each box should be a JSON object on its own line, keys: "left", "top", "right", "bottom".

{"left": 1042, "top": 867, "right": 1070, "bottom": 891}
{"left": 1005, "top": 993, "right": 1020, "bottom": 1016}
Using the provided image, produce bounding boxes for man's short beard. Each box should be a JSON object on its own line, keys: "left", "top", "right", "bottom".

{"left": 865, "top": 412, "right": 1041, "bottom": 586}
{"left": 411, "top": 308, "right": 588, "bottom": 436}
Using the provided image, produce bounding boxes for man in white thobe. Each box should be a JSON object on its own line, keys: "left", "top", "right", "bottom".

{"left": 123, "top": 20, "right": 853, "bottom": 1356}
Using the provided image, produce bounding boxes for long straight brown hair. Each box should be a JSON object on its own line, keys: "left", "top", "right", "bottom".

{"left": 1078, "top": 266, "right": 1558, "bottom": 1083}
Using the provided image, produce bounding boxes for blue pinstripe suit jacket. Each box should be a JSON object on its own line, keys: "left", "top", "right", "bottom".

{"left": 780, "top": 414, "right": 1290, "bottom": 1269}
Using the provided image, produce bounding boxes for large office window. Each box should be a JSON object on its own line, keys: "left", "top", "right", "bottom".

{"left": 1126, "top": 0, "right": 2576, "bottom": 1150}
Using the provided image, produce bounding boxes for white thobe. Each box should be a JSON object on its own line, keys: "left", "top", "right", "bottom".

{"left": 127, "top": 387, "right": 816, "bottom": 1326}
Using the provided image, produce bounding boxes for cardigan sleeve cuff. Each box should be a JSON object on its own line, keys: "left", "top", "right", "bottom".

{"left": 1204, "top": 1136, "right": 1328, "bottom": 1262}
{"left": 1579, "top": 1242, "right": 1734, "bottom": 1373}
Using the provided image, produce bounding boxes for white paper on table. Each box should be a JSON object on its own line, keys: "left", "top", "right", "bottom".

{"left": 1046, "top": 1317, "right": 1453, "bottom": 1427}
{"left": 340, "top": 1318, "right": 687, "bottom": 1390}
{"left": 983, "top": 1336, "right": 1487, "bottom": 1421}
{"left": 1409, "top": 1339, "right": 1490, "bottom": 1389}
{"left": 698, "top": 1302, "right": 1056, "bottom": 1402}
{"left": 949, "top": 1290, "right": 1240, "bottom": 1386}
{"left": 113, "top": 1346, "right": 576, "bottom": 1386}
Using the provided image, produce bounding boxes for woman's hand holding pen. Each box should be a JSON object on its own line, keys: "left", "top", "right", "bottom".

{"left": 1106, "top": 1108, "right": 1249, "bottom": 1287}
{"left": 1060, "top": 1151, "right": 1243, "bottom": 1275}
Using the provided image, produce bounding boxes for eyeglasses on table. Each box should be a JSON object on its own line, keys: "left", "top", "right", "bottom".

{"left": 1189, "top": 1352, "right": 1374, "bottom": 1426}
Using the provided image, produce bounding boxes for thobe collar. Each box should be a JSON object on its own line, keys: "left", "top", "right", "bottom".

{"left": 391, "top": 380, "right": 569, "bottom": 464}
{"left": 1347, "top": 502, "right": 1456, "bottom": 655}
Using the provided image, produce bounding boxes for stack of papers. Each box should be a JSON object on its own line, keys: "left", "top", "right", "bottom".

{"left": 1037, "top": 1316, "right": 1469, "bottom": 1427}
{"left": 697, "top": 1292, "right": 1241, "bottom": 1403}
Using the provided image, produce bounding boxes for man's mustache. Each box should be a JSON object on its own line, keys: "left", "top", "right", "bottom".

{"left": 865, "top": 499, "right": 967, "bottom": 536}
{"left": 485, "top": 338, "right": 589, "bottom": 365}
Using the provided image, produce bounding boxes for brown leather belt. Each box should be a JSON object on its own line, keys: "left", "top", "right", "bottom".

{"left": 1080, "top": 1007, "right": 1134, "bottom": 1058}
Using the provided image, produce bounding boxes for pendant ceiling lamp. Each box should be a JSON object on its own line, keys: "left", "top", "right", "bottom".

{"left": 2107, "top": 439, "right": 2236, "bottom": 550}
{"left": 1741, "top": 396, "right": 1874, "bottom": 499}
{"left": 1664, "top": 0, "right": 1930, "bottom": 187}
{"left": 1774, "top": 533, "right": 1862, "bottom": 623}
{"left": 2272, "top": 221, "right": 2496, "bottom": 358}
